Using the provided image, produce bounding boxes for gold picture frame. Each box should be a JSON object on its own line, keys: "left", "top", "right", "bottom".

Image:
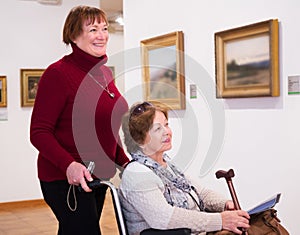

{"left": 20, "top": 69, "right": 45, "bottom": 107}
{"left": 215, "top": 19, "right": 279, "bottom": 98}
{"left": 0, "top": 76, "right": 7, "bottom": 107}
{"left": 141, "top": 31, "right": 185, "bottom": 109}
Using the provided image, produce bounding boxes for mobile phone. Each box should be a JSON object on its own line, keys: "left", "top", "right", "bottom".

{"left": 83, "top": 161, "right": 95, "bottom": 174}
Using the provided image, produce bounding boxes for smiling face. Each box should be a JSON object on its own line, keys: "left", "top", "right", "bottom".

{"left": 73, "top": 19, "right": 109, "bottom": 57}
{"left": 143, "top": 110, "right": 172, "bottom": 157}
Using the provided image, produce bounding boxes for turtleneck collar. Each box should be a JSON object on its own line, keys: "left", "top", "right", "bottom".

{"left": 69, "top": 43, "right": 108, "bottom": 73}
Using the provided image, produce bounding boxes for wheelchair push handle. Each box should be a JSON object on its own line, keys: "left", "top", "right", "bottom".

{"left": 77, "top": 179, "right": 102, "bottom": 192}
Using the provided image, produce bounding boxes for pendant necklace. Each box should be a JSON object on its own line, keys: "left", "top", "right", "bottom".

{"left": 88, "top": 73, "right": 115, "bottom": 99}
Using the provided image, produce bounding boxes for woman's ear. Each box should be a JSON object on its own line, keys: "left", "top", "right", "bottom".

{"left": 140, "top": 142, "right": 149, "bottom": 153}
{"left": 139, "top": 144, "right": 145, "bottom": 150}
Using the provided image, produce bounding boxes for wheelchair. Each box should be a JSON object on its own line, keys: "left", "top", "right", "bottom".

{"left": 94, "top": 180, "right": 191, "bottom": 235}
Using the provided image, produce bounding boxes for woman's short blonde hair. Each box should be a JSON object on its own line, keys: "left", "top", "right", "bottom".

{"left": 63, "top": 5, "right": 108, "bottom": 45}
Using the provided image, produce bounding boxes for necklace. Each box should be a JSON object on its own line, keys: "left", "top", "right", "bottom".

{"left": 88, "top": 73, "right": 115, "bottom": 99}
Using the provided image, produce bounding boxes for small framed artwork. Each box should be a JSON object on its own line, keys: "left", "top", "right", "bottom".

{"left": 141, "top": 31, "right": 185, "bottom": 109}
{"left": 20, "top": 69, "right": 45, "bottom": 107}
{"left": 215, "top": 19, "right": 279, "bottom": 98}
{"left": 0, "top": 76, "right": 7, "bottom": 107}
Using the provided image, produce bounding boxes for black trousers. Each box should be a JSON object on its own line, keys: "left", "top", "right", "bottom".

{"left": 40, "top": 180, "right": 108, "bottom": 235}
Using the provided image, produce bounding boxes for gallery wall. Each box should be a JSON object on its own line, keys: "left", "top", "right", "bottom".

{"left": 0, "top": 0, "right": 125, "bottom": 202}
{"left": 0, "top": 0, "right": 299, "bottom": 233}
{"left": 123, "top": 0, "right": 300, "bottom": 233}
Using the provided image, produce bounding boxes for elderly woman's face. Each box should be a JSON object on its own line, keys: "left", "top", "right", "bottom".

{"left": 143, "top": 111, "right": 172, "bottom": 155}
{"left": 73, "top": 19, "right": 109, "bottom": 57}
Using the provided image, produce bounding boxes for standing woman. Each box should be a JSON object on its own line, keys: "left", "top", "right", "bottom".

{"left": 30, "top": 5, "right": 129, "bottom": 235}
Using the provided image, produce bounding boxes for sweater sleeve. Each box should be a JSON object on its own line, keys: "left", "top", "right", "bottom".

{"left": 120, "top": 163, "right": 223, "bottom": 233}
{"left": 30, "top": 66, "right": 75, "bottom": 174}
{"left": 187, "top": 176, "right": 228, "bottom": 212}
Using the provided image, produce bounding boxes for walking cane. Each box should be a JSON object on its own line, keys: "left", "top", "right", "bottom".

{"left": 216, "top": 169, "right": 248, "bottom": 235}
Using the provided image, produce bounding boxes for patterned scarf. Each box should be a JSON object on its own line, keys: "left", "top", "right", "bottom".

{"left": 131, "top": 151, "right": 204, "bottom": 211}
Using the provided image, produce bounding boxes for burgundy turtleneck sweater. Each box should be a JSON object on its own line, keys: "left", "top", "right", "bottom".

{"left": 30, "top": 44, "right": 129, "bottom": 181}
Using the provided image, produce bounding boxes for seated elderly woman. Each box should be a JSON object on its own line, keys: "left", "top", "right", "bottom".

{"left": 119, "top": 102, "right": 250, "bottom": 235}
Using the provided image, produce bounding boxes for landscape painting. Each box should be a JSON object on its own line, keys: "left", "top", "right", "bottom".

{"left": 215, "top": 19, "right": 279, "bottom": 98}
{"left": 225, "top": 35, "right": 270, "bottom": 88}
{"left": 148, "top": 45, "right": 178, "bottom": 100}
{"left": 141, "top": 31, "right": 186, "bottom": 109}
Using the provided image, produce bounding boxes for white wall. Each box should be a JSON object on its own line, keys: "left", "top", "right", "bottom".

{"left": 0, "top": 0, "right": 298, "bottom": 233}
{"left": 0, "top": 0, "right": 125, "bottom": 202}
{"left": 123, "top": 0, "right": 299, "bottom": 233}
{"left": 106, "top": 32, "right": 125, "bottom": 93}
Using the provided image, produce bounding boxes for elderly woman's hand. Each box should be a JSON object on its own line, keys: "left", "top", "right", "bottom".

{"left": 221, "top": 210, "right": 250, "bottom": 234}
{"left": 66, "top": 161, "right": 93, "bottom": 192}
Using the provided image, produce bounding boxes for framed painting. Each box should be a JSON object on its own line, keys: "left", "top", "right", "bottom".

{"left": 141, "top": 31, "right": 185, "bottom": 109}
{"left": 0, "top": 76, "right": 7, "bottom": 107}
{"left": 20, "top": 69, "right": 45, "bottom": 107}
{"left": 215, "top": 19, "right": 279, "bottom": 98}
